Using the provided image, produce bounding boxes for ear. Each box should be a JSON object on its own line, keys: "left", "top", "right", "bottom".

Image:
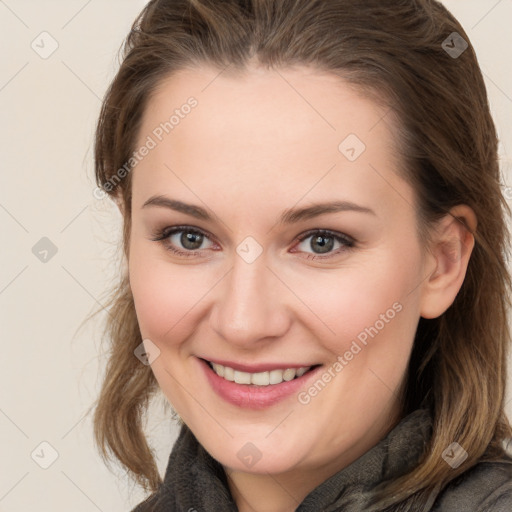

{"left": 419, "top": 205, "right": 477, "bottom": 319}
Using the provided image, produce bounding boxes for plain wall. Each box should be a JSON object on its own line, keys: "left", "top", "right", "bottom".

{"left": 1, "top": 1, "right": 511, "bottom": 510}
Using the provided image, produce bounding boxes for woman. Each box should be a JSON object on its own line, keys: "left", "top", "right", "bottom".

{"left": 92, "top": 0, "right": 512, "bottom": 510}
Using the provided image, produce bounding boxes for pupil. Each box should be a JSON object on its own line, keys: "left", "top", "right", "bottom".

{"left": 312, "top": 235, "right": 333, "bottom": 254}
{"left": 182, "top": 232, "right": 203, "bottom": 250}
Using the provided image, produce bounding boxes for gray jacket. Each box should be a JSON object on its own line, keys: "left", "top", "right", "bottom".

{"left": 132, "top": 409, "right": 512, "bottom": 511}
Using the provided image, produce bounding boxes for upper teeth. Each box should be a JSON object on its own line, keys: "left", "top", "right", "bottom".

{"left": 211, "top": 362, "right": 310, "bottom": 386}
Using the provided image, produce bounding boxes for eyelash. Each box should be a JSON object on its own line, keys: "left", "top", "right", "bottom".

{"left": 150, "top": 225, "right": 356, "bottom": 260}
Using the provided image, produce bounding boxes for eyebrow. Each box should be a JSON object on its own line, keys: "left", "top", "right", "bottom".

{"left": 142, "top": 195, "right": 376, "bottom": 224}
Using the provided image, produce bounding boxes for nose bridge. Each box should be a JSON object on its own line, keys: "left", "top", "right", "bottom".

{"left": 210, "top": 251, "right": 289, "bottom": 345}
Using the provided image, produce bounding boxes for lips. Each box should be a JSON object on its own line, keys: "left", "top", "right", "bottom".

{"left": 198, "top": 357, "right": 322, "bottom": 409}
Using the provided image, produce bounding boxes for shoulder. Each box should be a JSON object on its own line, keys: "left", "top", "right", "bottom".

{"left": 431, "top": 456, "right": 512, "bottom": 512}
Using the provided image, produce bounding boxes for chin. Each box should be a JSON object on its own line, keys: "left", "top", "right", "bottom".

{"left": 197, "top": 430, "right": 311, "bottom": 475}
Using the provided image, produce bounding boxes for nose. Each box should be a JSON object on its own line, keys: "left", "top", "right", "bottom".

{"left": 209, "top": 252, "right": 291, "bottom": 348}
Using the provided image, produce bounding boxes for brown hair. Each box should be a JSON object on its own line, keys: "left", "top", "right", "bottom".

{"left": 92, "top": 0, "right": 512, "bottom": 508}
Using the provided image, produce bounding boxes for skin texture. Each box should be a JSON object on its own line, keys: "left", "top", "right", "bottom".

{"left": 126, "top": 65, "right": 476, "bottom": 512}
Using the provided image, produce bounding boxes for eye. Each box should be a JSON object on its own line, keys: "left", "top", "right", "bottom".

{"left": 292, "top": 229, "right": 355, "bottom": 258}
{"left": 150, "top": 226, "right": 216, "bottom": 257}
{"left": 150, "top": 225, "right": 355, "bottom": 260}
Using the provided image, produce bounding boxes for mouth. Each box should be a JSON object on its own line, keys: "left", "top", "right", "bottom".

{"left": 198, "top": 357, "right": 323, "bottom": 409}
{"left": 204, "top": 359, "right": 319, "bottom": 386}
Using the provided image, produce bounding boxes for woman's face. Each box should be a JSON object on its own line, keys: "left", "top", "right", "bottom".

{"left": 128, "top": 65, "right": 433, "bottom": 479}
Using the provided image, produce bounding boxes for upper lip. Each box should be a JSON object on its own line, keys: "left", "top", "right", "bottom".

{"left": 201, "top": 357, "right": 319, "bottom": 373}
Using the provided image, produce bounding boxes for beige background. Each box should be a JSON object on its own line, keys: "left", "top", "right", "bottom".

{"left": 1, "top": 1, "right": 511, "bottom": 510}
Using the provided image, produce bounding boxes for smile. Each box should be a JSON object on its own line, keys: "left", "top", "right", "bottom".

{"left": 207, "top": 361, "right": 312, "bottom": 386}
{"left": 199, "top": 358, "right": 322, "bottom": 409}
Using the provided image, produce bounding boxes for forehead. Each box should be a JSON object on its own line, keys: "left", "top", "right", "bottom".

{"left": 132, "top": 65, "right": 413, "bottom": 223}
{"left": 140, "top": 64, "right": 391, "bottom": 155}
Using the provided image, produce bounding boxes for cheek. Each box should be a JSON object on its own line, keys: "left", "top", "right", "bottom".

{"left": 323, "top": 251, "right": 423, "bottom": 401}
{"left": 128, "top": 243, "right": 207, "bottom": 343}
{"left": 288, "top": 253, "right": 420, "bottom": 355}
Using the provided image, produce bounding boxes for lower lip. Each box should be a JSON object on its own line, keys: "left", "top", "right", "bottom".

{"left": 199, "top": 358, "right": 322, "bottom": 409}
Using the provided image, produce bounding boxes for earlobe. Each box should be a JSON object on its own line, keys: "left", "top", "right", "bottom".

{"left": 419, "top": 205, "right": 477, "bottom": 319}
